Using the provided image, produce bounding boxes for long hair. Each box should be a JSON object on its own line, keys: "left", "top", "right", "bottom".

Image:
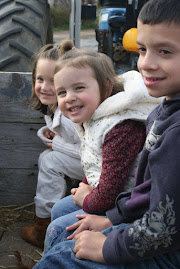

{"left": 30, "top": 40, "right": 74, "bottom": 114}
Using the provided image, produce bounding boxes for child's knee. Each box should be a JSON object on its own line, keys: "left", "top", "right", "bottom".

{"left": 38, "top": 149, "right": 51, "bottom": 166}
{"left": 40, "top": 151, "right": 55, "bottom": 171}
{"left": 51, "top": 200, "right": 61, "bottom": 220}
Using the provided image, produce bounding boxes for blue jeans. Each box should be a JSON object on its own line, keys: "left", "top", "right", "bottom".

{"left": 44, "top": 194, "right": 86, "bottom": 254}
{"left": 34, "top": 224, "right": 180, "bottom": 269}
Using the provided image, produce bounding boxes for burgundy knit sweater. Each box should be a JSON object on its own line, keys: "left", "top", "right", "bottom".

{"left": 82, "top": 119, "right": 146, "bottom": 214}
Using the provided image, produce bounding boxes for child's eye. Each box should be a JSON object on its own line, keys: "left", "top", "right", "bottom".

{"left": 76, "top": 86, "right": 84, "bottom": 90}
{"left": 36, "top": 76, "right": 43, "bottom": 82}
{"left": 138, "top": 47, "right": 146, "bottom": 54}
{"left": 57, "top": 90, "right": 66, "bottom": 96}
{"left": 160, "top": 49, "right": 171, "bottom": 55}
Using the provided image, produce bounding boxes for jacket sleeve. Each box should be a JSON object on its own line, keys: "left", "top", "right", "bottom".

{"left": 82, "top": 120, "right": 146, "bottom": 214}
{"left": 37, "top": 126, "right": 53, "bottom": 144}
{"left": 103, "top": 123, "right": 180, "bottom": 264}
{"left": 37, "top": 114, "right": 54, "bottom": 144}
{"left": 52, "top": 134, "right": 81, "bottom": 159}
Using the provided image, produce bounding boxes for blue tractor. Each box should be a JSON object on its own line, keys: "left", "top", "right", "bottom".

{"left": 96, "top": 0, "right": 149, "bottom": 73}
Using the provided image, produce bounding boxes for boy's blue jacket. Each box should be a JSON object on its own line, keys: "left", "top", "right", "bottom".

{"left": 104, "top": 95, "right": 180, "bottom": 264}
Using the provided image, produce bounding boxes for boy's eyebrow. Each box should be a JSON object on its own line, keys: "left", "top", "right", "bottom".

{"left": 136, "top": 39, "right": 178, "bottom": 48}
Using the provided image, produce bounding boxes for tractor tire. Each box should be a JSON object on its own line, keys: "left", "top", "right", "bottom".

{"left": 0, "top": 0, "right": 53, "bottom": 72}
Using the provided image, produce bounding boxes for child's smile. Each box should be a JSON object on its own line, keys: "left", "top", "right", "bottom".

{"left": 137, "top": 21, "right": 180, "bottom": 100}
{"left": 35, "top": 59, "right": 57, "bottom": 105}
{"left": 143, "top": 76, "right": 165, "bottom": 88}
{"left": 55, "top": 66, "right": 101, "bottom": 124}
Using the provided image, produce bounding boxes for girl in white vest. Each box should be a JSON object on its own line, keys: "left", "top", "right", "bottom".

{"left": 42, "top": 43, "right": 161, "bottom": 254}
{"left": 21, "top": 42, "right": 84, "bottom": 249}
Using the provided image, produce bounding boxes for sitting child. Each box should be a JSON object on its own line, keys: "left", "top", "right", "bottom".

{"left": 21, "top": 41, "right": 84, "bottom": 248}
{"left": 42, "top": 43, "right": 161, "bottom": 254}
{"left": 33, "top": 0, "right": 180, "bottom": 268}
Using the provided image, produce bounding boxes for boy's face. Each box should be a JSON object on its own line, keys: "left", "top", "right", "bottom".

{"left": 137, "top": 21, "right": 180, "bottom": 100}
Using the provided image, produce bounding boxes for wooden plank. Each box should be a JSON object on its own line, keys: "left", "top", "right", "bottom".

{"left": 0, "top": 72, "right": 44, "bottom": 123}
{"left": 0, "top": 169, "right": 38, "bottom": 206}
{"left": 0, "top": 72, "right": 47, "bottom": 205}
{"left": 0, "top": 95, "right": 44, "bottom": 123}
{"left": 0, "top": 122, "right": 46, "bottom": 169}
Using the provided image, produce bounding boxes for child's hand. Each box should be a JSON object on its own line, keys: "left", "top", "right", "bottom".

{"left": 71, "top": 183, "right": 92, "bottom": 207}
{"left": 46, "top": 142, "right": 53, "bottom": 149}
{"left": 66, "top": 214, "right": 112, "bottom": 240}
{"left": 73, "top": 230, "right": 106, "bottom": 263}
{"left": 71, "top": 188, "right": 77, "bottom": 195}
{"left": 44, "top": 129, "right": 56, "bottom": 140}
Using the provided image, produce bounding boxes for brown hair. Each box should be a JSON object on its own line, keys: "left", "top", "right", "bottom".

{"left": 54, "top": 45, "right": 124, "bottom": 103}
{"left": 30, "top": 40, "right": 74, "bottom": 114}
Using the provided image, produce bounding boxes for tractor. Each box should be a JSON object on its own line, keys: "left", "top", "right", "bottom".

{"left": 96, "top": 0, "right": 149, "bottom": 73}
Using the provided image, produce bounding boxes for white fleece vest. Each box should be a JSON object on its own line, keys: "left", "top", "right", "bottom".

{"left": 75, "top": 71, "right": 163, "bottom": 188}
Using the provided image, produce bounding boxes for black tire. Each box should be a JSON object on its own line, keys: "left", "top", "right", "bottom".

{"left": 0, "top": 0, "right": 53, "bottom": 72}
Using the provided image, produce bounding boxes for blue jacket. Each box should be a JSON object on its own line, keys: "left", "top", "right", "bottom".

{"left": 103, "top": 95, "right": 180, "bottom": 264}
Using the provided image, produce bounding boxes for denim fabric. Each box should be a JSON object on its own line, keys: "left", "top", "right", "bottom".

{"left": 44, "top": 195, "right": 86, "bottom": 254}
{"left": 51, "top": 194, "right": 83, "bottom": 221}
{"left": 35, "top": 223, "right": 180, "bottom": 269}
{"left": 34, "top": 239, "right": 180, "bottom": 269}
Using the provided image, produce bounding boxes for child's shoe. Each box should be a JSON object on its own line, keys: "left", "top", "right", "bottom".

{"left": 21, "top": 217, "right": 51, "bottom": 248}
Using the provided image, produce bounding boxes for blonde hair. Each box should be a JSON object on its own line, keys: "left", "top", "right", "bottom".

{"left": 30, "top": 40, "right": 74, "bottom": 114}
{"left": 55, "top": 44, "right": 124, "bottom": 103}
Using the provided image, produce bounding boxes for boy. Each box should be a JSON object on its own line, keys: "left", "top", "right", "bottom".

{"left": 33, "top": 0, "right": 180, "bottom": 268}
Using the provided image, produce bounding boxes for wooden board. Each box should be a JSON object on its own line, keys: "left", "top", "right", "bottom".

{"left": 0, "top": 72, "right": 46, "bottom": 206}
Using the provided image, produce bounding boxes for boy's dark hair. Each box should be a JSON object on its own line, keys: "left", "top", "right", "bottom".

{"left": 138, "top": 0, "right": 180, "bottom": 25}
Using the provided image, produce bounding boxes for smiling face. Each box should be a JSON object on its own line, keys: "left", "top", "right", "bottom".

{"left": 35, "top": 59, "right": 57, "bottom": 106}
{"left": 137, "top": 21, "right": 180, "bottom": 100}
{"left": 54, "top": 65, "right": 101, "bottom": 124}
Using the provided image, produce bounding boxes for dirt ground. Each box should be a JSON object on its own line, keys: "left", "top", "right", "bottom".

{"left": 0, "top": 177, "right": 80, "bottom": 267}
{"left": 53, "top": 29, "right": 98, "bottom": 50}
{"left": 53, "top": 29, "right": 96, "bottom": 41}
{"left": 0, "top": 205, "right": 42, "bottom": 268}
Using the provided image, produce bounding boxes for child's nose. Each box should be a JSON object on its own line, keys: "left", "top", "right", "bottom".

{"left": 65, "top": 91, "right": 76, "bottom": 103}
{"left": 138, "top": 52, "right": 158, "bottom": 71}
{"left": 41, "top": 81, "right": 49, "bottom": 90}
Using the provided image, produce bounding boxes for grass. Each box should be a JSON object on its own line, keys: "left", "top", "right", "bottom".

{"left": 51, "top": 8, "right": 70, "bottom": 30}
{"left": 51, "top": 7, "right": 99, "bottom": 31}
{"left": 81, "top": 19, "right": 99, "bottom": 30}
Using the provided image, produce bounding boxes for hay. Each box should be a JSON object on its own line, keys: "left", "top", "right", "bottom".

{"left": 0, "top": 203, "right": 35, "bottom": 232}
